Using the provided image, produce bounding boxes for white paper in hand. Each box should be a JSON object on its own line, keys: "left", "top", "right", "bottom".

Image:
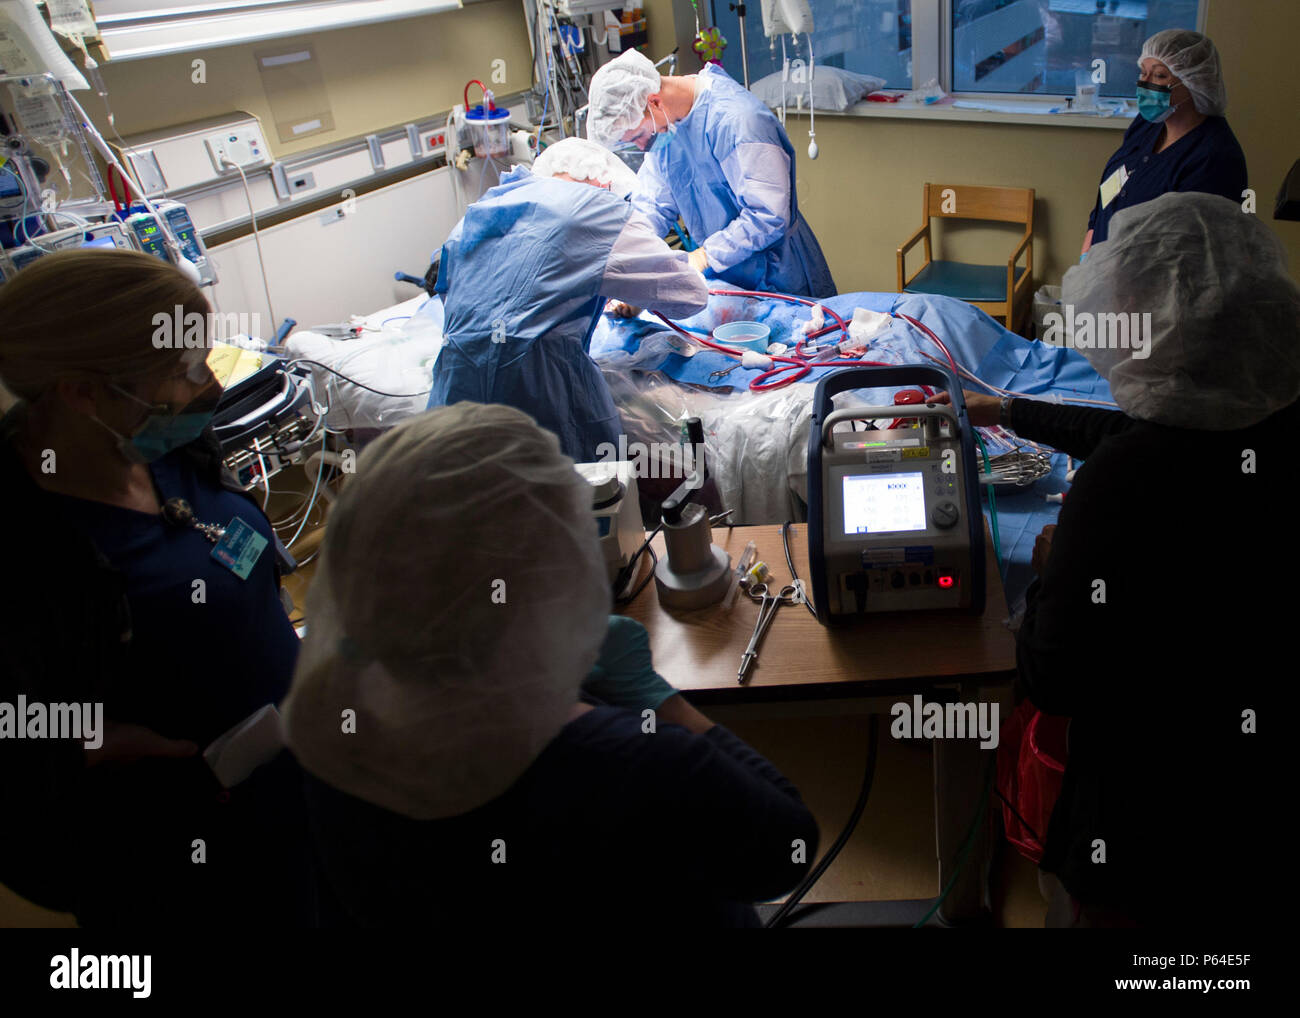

{"left": 203, "top": 704, "right": 285, "bottom": 788}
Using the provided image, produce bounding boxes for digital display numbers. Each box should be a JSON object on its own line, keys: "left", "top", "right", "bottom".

{"left": 843, "top": 471, "right": 927, "bottom": 535}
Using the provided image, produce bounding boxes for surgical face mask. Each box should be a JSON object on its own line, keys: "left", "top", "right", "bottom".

{"left": 94, "top": 383, "right": 218, "bottom": 464}
{"left": 648, "top": 106, "right": 675, "bottom": 152}
{"left": 1136, "top": 81, "right": 1177, "bottom": 123}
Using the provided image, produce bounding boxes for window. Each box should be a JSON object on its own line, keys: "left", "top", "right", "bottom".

{"left": 696, "top": 1, "right": 1205, "bottom": 107}
{"left": 709, "top": 1, "right": 915, "bottom": 91}
{"left": 953, "top": 0, "right": 1202, "bottom": 97}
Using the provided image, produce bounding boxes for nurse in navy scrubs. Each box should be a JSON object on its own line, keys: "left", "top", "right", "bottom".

{"left": 1082, "top": 30, "right": 1246, "bottom": 256}
{"left": 0, "top": 249, "right": 320, "bottom": 926}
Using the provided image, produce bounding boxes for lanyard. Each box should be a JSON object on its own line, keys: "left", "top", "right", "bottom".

{"left": 161, "top": 497, "right": 227, "bottom": 543}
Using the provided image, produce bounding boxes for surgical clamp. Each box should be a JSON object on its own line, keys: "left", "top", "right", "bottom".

{"left": 737, "top": 582, "right": 798, "bottom": 684}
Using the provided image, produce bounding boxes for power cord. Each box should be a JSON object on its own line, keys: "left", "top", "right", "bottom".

{"left": 283, "top": 358, "right": 432, "bottom": 399}
{"left": 781, "top": 521, "right": 818, "bottom": 621}
{"left": 222, "top": 157, "right": 278, "bottom": 327}
{"left": 766, "top": 713, "right": 879, "bottom": 928}
{"left": 613, "top": 522, "right": 664, "bottom": 605}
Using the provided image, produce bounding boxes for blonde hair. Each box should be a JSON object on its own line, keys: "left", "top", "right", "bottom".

{"left": 0, "top": 249, "right": 209, "bottom": 403}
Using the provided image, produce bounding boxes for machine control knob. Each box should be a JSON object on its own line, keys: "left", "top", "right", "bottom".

{"left": 932, "top": 501, "right": 959, "bottom": 529}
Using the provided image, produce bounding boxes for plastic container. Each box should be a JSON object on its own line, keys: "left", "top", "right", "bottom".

{"left": 463, "top": 104, "right": 511, "bottom": 158}
{"left": 712, "top": 321, "right": 771, "bottom": 353}
{"left": 1074, "top": 68, "right": 1099, "bottom": 109}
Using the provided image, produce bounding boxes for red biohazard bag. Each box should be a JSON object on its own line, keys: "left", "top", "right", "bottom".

{"left": 996, "top": 700, "right": 1069, "bottom": 864}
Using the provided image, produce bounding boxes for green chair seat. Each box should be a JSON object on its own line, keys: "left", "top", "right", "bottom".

{"left": 904, "top": 260, "right": 1025, "bottom": 302}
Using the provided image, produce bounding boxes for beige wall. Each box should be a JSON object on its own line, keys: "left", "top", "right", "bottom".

{"left": 90, "top": 1, "right": 685, "bottom": 154}
{"left": 90, "top": 1, "right": 536, "bottom": 156}
{"left": 641, "top": 0, "right": 678, "bottom": 67}
{"left": 1203, "top": 0, "right": 1299, "bottom": 273}
{"left": 791, "top": 116, "right": 1120, "bottom": 293}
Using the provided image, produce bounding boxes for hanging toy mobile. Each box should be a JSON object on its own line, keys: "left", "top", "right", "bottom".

{"left": 689, "top": 0, "right": 727, "bottom": 66}
{"left": 694, "top": 24, "right": 728, "bottom": 65}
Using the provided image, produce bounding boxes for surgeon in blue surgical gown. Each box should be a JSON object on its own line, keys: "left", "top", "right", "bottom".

{"left": 426, "top": 137, "right": 708, "bottom": 463}
{"left": 586, "top": 49, "right": 836, "bottom": 300}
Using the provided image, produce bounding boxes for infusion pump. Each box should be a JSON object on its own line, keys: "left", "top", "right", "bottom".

{"left": 0, "top": 200, "right": 215, "bottom": 285}
{"left": 807, "top": 365, "right": 986, "bottom": 622}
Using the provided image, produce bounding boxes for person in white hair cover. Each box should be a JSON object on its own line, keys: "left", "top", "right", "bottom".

{"left": 284, "top": 403, "right": 819, "bottom": 928}
{"left": 937, "top": 192, "right": 1298, "bottom": 926}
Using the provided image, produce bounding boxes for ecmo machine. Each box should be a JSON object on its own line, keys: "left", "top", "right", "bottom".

{"left": 806, "top": 365, "right": 986, "bottom": 623}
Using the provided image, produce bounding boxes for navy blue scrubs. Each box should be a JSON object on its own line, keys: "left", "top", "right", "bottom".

{"left": 55, "top": 449, "right": 300, "bottom": 745}
{"left": 303, "top": 705, "right": 821, "bottom": 929}
{"left": 53, "top": 450, "right": 314, "bottom": 926}
{"left": 1087, "top": 115, "right": 1247, "bottom": 245}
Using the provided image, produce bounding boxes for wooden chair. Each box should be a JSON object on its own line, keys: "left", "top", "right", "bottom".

{"left": 897, "top": 183, "right": 1035, "bottom": 335}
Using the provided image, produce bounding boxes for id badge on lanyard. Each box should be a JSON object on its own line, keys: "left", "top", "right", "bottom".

{"left": 211, "top": 518, "right": 268, "bottom": 580}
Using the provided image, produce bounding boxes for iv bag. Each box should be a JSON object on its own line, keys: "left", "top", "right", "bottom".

{"left": 761, "top": 0, "right": 814, "bottom": 39}
{"left": 0, "top": 0, "right": 89, "bottom": 89}
{"left": 10, "top": 79, "right": 69, "bottom": 147}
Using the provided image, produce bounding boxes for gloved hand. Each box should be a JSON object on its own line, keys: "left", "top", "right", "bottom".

{"left": 582, "top": 615, "right": 677, "bottom": 711}
{"left": 605, "top": 299, "right": 642, "bottom": 319}
{"left": 687, "top": 247, "right": 710, "bottom": 274}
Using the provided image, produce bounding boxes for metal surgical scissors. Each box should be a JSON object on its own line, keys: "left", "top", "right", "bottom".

{"left": 738, "top": 582, "right": 799, "bottom": 684}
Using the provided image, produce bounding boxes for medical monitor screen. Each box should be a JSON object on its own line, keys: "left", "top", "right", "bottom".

{"left": 81, "top": 235, "right": 118, "bottom": 250}
{"left": 843, "top": 472, "right": 926, "bottom": 534}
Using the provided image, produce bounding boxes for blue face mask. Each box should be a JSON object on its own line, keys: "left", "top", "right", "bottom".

{"left": 648, "top": 106, "right": 675, "bottom": 153}
{"left": 96, "top": 384, "right": 217, "bottom": 464}
{"left": 1136, "top": 83, "right": 1176, "bottom": 123}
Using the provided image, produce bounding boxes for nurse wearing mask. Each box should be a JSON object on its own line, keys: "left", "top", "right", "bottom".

{"left": 586, "top": 50, "right": 836, "bottom": 300}
{"left": 0, "top": 250, "right": 318, "bottom": 926}
{"left": 1081, "top": 29, "right": 1246, "bottom": 256}
{"left": 426, "top": 137, "right": 707, "bottom": 463}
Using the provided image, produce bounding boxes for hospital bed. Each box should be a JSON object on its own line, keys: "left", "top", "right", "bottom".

{"left": 284, "top": 289, "right": 1113, "bottom": 607}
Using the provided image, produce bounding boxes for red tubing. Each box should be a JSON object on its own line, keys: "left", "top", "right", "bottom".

{"left": 895, "top": 312, "right": 960, "bottom": 376}
{"left": 464, "top": 79, "right": 493, "bottom": 111}
{"left": 651, "top": 290, "right": 958, "bottom": 394}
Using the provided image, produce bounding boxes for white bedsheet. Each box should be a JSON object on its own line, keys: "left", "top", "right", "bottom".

{"left": 284, "top": 296, "right": 442, "bottom": 430}
{"left": 291, "top": 295, "right": 809, "bottom": 522}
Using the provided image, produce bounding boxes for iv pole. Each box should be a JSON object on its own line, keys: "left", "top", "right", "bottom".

{"left": 728, "top": 3, "right": 750, "bottom": 87}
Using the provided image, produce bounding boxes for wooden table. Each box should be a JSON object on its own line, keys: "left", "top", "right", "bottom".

{"left": 621, "top": 522, "right": 1018, "bottom": 926}
{"left": 623, "top": 523, "right": 1015, "bottom": 695}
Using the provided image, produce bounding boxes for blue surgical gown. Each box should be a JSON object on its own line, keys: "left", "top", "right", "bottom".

{"left": 1087, "top": 115, "right": 1247, "bottom": 245}
{"left": 632, "top": 64, "right": 836, "bottom": 299}
{"left": 427, "top": 170, "right": 630, "bottom": 463}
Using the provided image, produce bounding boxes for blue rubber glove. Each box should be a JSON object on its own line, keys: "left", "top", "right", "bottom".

{"left": 582, "top": 616, "right": 677, "bottom": 711}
